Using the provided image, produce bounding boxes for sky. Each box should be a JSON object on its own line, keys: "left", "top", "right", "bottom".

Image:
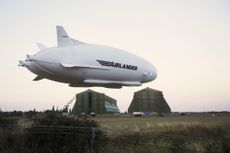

{"left": 0, "top": 0, "right": 230, "bottom": 112}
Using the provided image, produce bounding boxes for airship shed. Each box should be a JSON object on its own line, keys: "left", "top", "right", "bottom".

{"left": 128, "top": 87, "right": 171, "bottom": 114}
{"left": 71, "top": 89, "right": 120, "bottom": 115}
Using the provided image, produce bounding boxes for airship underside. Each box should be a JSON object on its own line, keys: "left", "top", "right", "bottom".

{"left": 19, "top": 26, "right": 157, "bottom": 88}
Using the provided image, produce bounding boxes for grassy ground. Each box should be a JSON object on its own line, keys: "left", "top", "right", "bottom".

{"left": 93, "top": 113, "right": 230, "bottom": 153}
{"left": 94, "top": 114, "right": 230, "bottom": 136}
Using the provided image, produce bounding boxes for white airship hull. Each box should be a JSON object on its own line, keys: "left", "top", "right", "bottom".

{"left": 19, "top": 26, "right": 157, "bottom": 88}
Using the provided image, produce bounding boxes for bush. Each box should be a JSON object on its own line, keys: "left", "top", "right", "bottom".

{"left": 0, "top": 113, "right": 17, "bottom": 125}
{"left": 26, "top": 112, "right": 106, "bottom": 153}
{"left": 0, "top": 112, "right": 107, "bottom": 153}
{"left": 33, "top": 111, "right": 97, "bottom": 127}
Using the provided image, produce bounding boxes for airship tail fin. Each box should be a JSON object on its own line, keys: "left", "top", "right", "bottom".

{"left": 33, "top": 75, "right": 44, "bottom": 81}
{"left": 56, "top": 25, "right": 74, "bottom": 46}
{"left": 56, "top": 25, "right": 85, "bottom": 46}
{"left": 36, "top": 43, "right": 47, "bottom": 50}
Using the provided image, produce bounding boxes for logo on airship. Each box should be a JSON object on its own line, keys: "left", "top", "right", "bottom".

{"left": 97, "top": 60, "right": 138, "bottom": 71}
{"left": 61, "top": 35, "right": 68, "bottom": 38}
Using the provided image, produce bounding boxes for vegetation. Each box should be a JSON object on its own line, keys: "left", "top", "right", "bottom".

{"left": 0, "top": 112, "right": 17, "bottom": 125}
{"left": 0, "top": 111, "right": 106, "bottom": 153}
{"left": 103, "top": 124, "right": 229, "bottom": 153}
{"left": 95, "top": 114, "right": 230, "bottom": 153}
{"left": 0, "top": 112, "right": 229, "bottom": 153}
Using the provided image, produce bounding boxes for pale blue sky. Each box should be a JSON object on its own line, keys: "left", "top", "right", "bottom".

{"left": 0, "top": 0, "right": 230, "bottom": 112}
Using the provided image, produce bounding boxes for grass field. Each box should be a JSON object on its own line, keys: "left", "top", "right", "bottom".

{"left": 93, "top": 113, "right": 230, "bottom": 153}
{"left": 94, "top": 113, "right": 230, "bottom": 136}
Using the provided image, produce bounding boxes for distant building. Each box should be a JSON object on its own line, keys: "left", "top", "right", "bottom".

{"left": 71, "top": 89, "right": 120, "bottom": 115}
{"left": 128, "top": 87, "right": 171, "bottom": 114}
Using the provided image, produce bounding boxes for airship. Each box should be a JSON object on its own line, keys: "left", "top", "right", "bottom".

{"left": 19, "top": 26, "right": 157, "bottom": 88}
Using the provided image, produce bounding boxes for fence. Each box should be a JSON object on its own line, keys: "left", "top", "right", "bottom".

{"left": 0, "top": 124, "right": 228, "bottom": 153}
{"left": 0, "top": 124, "right": 100, "bottom": 153}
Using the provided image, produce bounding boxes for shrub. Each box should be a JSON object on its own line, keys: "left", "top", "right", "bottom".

{"left": 0, "top": 112, "right": 107, "bottom": 153}
{"left": 0, "top": 114, "right": 17, "bottom": 125}
{"left": 26, "top": 112, "right": 106, "bottom": 153}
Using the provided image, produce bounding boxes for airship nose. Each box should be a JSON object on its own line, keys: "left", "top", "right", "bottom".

{"left": 151, "top": 66, "right": 157, "bottom": 80}
{"left": 142, "top": 63, "right": 157, "bottom": 83}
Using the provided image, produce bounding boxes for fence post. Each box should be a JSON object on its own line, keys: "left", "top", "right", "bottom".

{"left": 91, "top": 127, "right": 96, "bottom": 153}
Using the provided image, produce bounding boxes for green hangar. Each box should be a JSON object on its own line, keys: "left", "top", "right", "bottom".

{"left": 71, "top": 89, "right": 120, "bottom": 115}
{"left": 128, "top": 87, "right": 171, "bottom": 114}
